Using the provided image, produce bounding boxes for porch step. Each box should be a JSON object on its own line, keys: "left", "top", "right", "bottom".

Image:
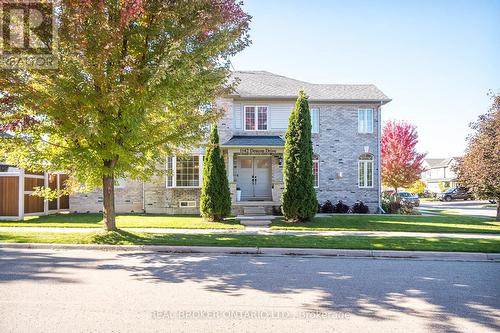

{"left": 237, "top": 215, "right": 273, "bottom": 227}
{"left": 243, "top": 206, "right": 266, "bottom": 216}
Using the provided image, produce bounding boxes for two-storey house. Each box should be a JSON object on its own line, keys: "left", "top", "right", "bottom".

{"left": 70, "top": 71, "right": 391, "bottom": 214}
{"left": 421, "top": 157, "right": 460, "bottom": 193}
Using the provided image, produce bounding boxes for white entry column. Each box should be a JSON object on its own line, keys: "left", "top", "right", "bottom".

{"left": 227, "top": 150, "right": 234, "bottom": 182}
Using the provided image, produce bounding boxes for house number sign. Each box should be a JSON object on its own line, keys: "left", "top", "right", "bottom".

{"left": 239, "top": 148, "right": 277, "bottom": 155}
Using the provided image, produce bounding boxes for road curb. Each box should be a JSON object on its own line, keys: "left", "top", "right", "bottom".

{"left": 0, "top": 242, "right": 499, "bottom": 261}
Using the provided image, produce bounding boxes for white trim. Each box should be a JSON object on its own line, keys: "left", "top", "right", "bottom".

{"left": 18, "top": 169, "right": 24, "bottom": 219}
{"left": 166, "top": 154, "right": 203, "bottom": 188}
{"left": 358, "top": 155, "right": 374, "bottom": 188}
{"left": 0, "top": 172, "right": 21, "bottom": 176}
{"left": 313, "top": 159, "right": 320, "bottom": 188}
{"left": 179, "top": 200, "right": 197, "bottom": 208}
{"left": 377, "top": 105, "right": 382, "bottom": 210}
{"left": 358, "top": 108, "right": 374, "bottom": 134}
{"left": 43, "top": 172, "right": 49, "bottom": 214}
{"left": 244, "top": 105, "right": 268, "bottom": 131}
{"left": 24, "top": 174, "right": 45, "bottom": 179}
{"left": 311, "top": 107, "right": 320, "bottom": 134}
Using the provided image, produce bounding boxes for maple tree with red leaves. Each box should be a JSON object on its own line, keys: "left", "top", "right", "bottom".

{"left": 381, "top": 121, "right": 426, "bottom": 192}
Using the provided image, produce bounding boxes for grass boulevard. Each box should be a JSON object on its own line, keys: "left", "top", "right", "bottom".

{"left": 0, "top": 213, "right": 498, "bottom": 253}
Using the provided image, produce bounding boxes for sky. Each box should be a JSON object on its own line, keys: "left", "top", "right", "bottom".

{"left": 230, "top": 0, "right": 500, "bottom": 158}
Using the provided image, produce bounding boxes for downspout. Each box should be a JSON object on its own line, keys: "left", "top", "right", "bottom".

{"left": 378, "top": 102, "right": 384, "bottom": 213}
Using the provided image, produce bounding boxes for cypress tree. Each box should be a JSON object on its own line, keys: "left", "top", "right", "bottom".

{"left": 281, "top": 90, "right": 318, "bottom": 222}
{"left": 200, "top": 125, "right": 232, "bottom": 221}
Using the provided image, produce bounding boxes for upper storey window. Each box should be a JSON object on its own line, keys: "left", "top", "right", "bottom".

{"left": 245, "top": 106, "right": 268, "bottom": 130}
{"left": 311, "top": 108, "right": 319, "bottom": 133}
{"left": 358, "top": 108, "right": 374, "bottom": 133}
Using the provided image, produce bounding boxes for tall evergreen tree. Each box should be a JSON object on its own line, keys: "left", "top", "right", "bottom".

{"left": 281, "top": 90, "right": 317, "bottom": 222}
{"left": 200, "top": 125, "right": 232, "bottom": 221}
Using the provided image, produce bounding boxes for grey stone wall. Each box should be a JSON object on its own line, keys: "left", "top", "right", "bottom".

{"left": 70, "top": 180, "right": 143, "bottom": 213}
{"left": 143, "top": 166, "right": 201, "bottom": 215}
{"left": 311, "top": 103, "right": 381, "bottom": 212}
{"left": 70, "top": 100, "right": 382, "bottom": 214}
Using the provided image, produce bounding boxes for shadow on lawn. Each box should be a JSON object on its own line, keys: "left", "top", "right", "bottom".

{"left": 0, "top": 213, "right": 104, "bottom": 225}
{"left": 272, "top": 214, "right": 500, "bottom": 234}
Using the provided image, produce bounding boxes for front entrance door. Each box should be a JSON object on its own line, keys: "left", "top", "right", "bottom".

{"left": 237, "top": 156, "right": 272, "bottom": 200}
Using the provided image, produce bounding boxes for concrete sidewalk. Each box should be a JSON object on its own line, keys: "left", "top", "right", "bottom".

{"left": 1, "top": 242, "right": 499, "bottom": 261}
{"left": 0, "top": 226, "right": 499, "bottom": 239}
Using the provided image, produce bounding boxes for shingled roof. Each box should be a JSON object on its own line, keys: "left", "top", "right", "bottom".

{"left": 424, "top": 158, "right": 459, "bottom": 169}
{"left": 228, "top": 71, "right": 391, "bottom": 103}
{"left": 0, "top": 132, "right": 12, "bottom": 139}
{"left": 222, "top": 135, "right": 284, "bottom": 147}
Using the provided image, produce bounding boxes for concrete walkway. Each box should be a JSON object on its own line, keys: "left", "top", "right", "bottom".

{"left": 0, "top": 226, "right": 498, "bottom": 239}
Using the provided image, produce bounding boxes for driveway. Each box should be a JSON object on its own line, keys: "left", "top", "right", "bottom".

{"left": 419, "top": 200, "right": 497, "bottom": 218}
{"left": 0, "top": 249, "right": 499, "bottom": 332}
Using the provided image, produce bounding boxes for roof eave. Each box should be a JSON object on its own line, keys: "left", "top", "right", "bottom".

{"left": 221, "top": 145, "right": 284, "bottom": 148}
{"left": 226, "top": 94, "right": 391, "bottom": 104}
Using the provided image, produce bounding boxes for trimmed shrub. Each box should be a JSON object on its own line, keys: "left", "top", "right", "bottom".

{"left": 381, "top": 192, "right": 401, "bottom": 214}
{"left": 333, "top": 200, "right": 350, "bottom": 214}
{"left": 320, "top": 200, "right": 335, "bottom": 213}
{"left": 272, "top": 206, "right": 283, "bottom": 216}
{"left": 351, "top": 201, "right": 370, "bottom": 214}
{"left": 400, "top": 200, "right": 420, "bottom": 215}
{"left": 200, "top": 125, "right": 231, "bottom": 221}
{"left": 281, "top": 90, "right": 317, "bottom": 222}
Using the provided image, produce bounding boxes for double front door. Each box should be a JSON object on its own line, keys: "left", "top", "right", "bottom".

{"left": 237, "top": 156, "right": 272, "bottom": 200}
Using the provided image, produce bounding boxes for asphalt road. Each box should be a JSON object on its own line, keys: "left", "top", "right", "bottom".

{"left": 419, "top": 200, "right": 497, "bottom": 218}
{"left": 0, "top": 249, "right": 499, "bottom": 333}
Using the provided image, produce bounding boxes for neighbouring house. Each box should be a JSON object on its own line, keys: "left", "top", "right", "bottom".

{"left": 70, "top": 71, "right": 391, "bottom": 214}
{"left": 421, "top": 157, "right": 461, "bottom": 193}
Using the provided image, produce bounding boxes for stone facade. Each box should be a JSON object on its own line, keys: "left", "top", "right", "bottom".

{"left": 70, "top": 99, "right": 383, "bottom": 214}
{"left": 70, "top": 180, "right": 143, "bottom": 213}
{"left": 311, "top": 103, "right": 381, "bottom": 211}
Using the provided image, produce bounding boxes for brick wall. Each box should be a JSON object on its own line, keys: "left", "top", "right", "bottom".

{"left": 70, "top": 180, "right": 143, "bottom": 213}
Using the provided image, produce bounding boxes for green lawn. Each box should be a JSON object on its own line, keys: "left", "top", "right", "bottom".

{"left": 0, "top": 230, "right": 498, "bottom": 253}
{"left": 0, "top": 213, "right": 243, "bottom": 229}
{"left": 270, "top": 214, "right": 500, "bottom": 234}
{"left": 420, "top": 198, "right": 438, "bottom": 202}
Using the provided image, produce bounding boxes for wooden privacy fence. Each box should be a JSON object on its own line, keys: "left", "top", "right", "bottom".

{"left": 0, "top": 168, "right": 69, "bottom": 220}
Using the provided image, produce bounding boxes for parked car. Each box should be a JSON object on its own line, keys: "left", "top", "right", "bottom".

{"left": 397, "top": 191, "right": 420, "bottom": 207}
{"left": 437, "top": 187, "right": 473, "bottom": 201}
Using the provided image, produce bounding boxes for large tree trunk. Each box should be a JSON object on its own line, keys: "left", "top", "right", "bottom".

{"left": 102, "top": 174, "right": 117, "bottom": 231}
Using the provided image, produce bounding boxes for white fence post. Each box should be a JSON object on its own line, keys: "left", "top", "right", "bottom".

{"left": 18, "top": 169, "right": 24, "bottom": 220}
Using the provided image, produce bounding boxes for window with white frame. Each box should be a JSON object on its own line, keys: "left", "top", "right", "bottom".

{"left": 166, "top": 155, "right": 203, "bottom": 188}
{"left": 245, "top": 106, "right": 268, "bottom": 130}
{"left": 358, "top": 154, "right": 374, "bottom": 188}
{"left": 313, "top": 159, "right": 319, "bottom": 188}
{"left": 358, "top": 108, "right": 374, "bottom": 133}
{"left": 311, "top": 108, "right": 319, "bottom": 133}
{"left": 179, "top": 201, "right": 197, "bottom": 208}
